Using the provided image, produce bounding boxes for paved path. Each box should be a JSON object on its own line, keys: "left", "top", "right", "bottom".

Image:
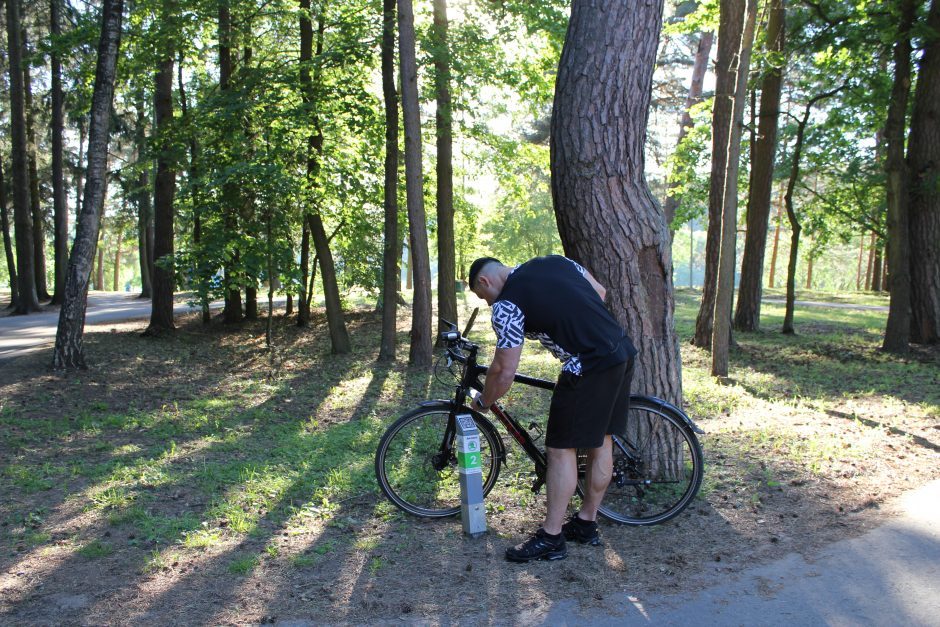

{"left": 763, "top": 298, "right": 888, "bottom": 312}
{"left": 534, "top": 479, "right": 940, "bottom": 626}
{"left": 0, "top": 292, "right": 216, "bottom": 363}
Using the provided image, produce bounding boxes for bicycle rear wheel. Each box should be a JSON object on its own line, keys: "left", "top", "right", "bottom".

{"left": 375, "top": 403, "right": 502, "bottom": 518}
{"left": 579, "top": 397, "right": 703, "bottom": 525}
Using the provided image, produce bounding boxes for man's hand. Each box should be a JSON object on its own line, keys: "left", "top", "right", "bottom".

{"left": 478, "top": 345, "right": 522, "bottom": 410}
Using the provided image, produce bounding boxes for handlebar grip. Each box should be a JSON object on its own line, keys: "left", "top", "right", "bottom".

{"left": 440, "top": 331, "right": 460, "bottom": 343}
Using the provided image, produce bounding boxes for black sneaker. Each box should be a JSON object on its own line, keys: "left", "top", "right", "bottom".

{"left": 562, "top": 514, "right": 601, "bottom": 546}
{"left": 505, "top": 528, "right": 567, "bottom": 562}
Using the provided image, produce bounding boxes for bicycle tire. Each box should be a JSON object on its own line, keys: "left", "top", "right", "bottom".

{"left": 375, "top": 402, "right": 503, "bottom": 518}
{"left": 579, "top": 397, "right": 703, "bottom": 525}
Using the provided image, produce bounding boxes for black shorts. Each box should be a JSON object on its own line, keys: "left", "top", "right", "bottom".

{"left": 545, "top": 356, "right": 635, "bottom": 449}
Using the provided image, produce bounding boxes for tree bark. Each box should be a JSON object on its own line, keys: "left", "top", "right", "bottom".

{"left": 145, "top": 21, "right": 176, "bottom": 336}
{"left": 22, "top": 30, "right": 51, "bottom": 302}
{"left": 693, "top": 0, "right": 756, "bottom": 348}
{"left": 50, "top": 0, "right": 69, "bottom": 305}
{"left": 433, "top": 0, "right": 457, "bottom": 344}
{"left": 768, "top": 188, "right": 783, "bottom": 288}
{"left": 297, "top": 218, "right": 311, "bottom": 326}
{"left": 398, "top": 0, "right": 433, "bottom": 367}
{"left": 0, "top": 159, "right": 19, "bottom": 308}
{"left": 734, "top": 0, "right": 785, "bottom": 332}
{"left": 663, "top": 30, "right": 714, "bottom": 229}
{"left": 379, "top": 0, "right": 400, "bottom": 362}
{"left": 219, "top": 0, "right": 242, "bottom": 323}
{"left": 96, "top": 236, "right": 105, "bottom": 290}
{"left": 113, "top": 225, "right": 123, "bottom": 291}
{"left": 805, "top": 250, "right": 813, "bottom": 289}
{"left": 6, "top": 0, "right": 40, "bottom": 314}
{"left": 299, "top": 4, "right": 351, "bottom": 353}
{"left": 711, "top": 0, "right": 758, "bottom": 377}
{"left": 52, "top": 0, "right": 123, "bottom": 368}
{"left": 907, "top": 0, "right": 940, "bottom": 344}
{"left": 872, "top": 243, "right": 884, "bottom": 292}
{"left": 865, "top": 231, "right": 876, "bottom": 290}
{"left": 134, "top": 94, "right": 153, "bottom": 299}
{"left": 551, "top": 0, "right": 682, "bottom": 404}
{"left": 882, "top": 0, "right": 915, "bottom": 353}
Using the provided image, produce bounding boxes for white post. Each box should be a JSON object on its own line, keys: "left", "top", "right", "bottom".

{"left": 455, "top": 412, "right": 486, "bottom": 537}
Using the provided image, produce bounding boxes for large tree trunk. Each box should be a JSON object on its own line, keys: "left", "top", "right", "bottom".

{"left": 52, "top": 0, "right": 123, "bottom": 368}
{"left": 378, "top": 0, "right": 399, "bottom": 362}
{"left": 50, "top": 0, "right": 69, "bottom": 306}
{"left": 23, "top": 31, "right": 50, "bottom": 302}
{"left": 711, "top": 0, "right": 758, "bottom": 377}
{"left": 733, "top": 0, "right": 786, "bottom": 333}
{"left": 692, "top": 0, "right": 755, "bottom": 348}
{"left": 145, "top": 21, "right": 176, "bottom": 336}
{"left": 219, "top": 0, "right": 242, "bottom": 324}
{"left": 551, "top": 0, "right": 682, "bottom": 404}
{"left": 433, "top": 0, "right": 457, "bottom": 343}
{"left": 0, "top": 159, "right": 19, "bottom": 308}
{"left": 907, "top": 0, "right": 940, "bottom": 345}
{"left": 881, "top": 0, "right": 913, "bottom": 351}
{"left": 398, "top": 0, "right": 433, "bottom": 367}
{"left": 5, "top": 0, "right": 40, "bottom": 314}
{"left": 299, "top": 4, "right": 351, "bottom": 353}
{"left": 663, "top": 30, "right": 714, "bottom": 229}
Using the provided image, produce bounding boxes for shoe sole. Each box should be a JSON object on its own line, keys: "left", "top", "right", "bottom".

{"left": 505, "top": 549, "right": 568, "bottom": 563}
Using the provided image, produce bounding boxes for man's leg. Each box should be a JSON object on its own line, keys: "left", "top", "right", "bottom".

{"left": 543, "top": 446, "right": 578, "bottom": 535}
{"left": 578, "top": 436, "right": 613, "bottom": 521}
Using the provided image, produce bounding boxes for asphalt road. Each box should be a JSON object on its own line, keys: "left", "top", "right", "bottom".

{"left": 0, "top": 292, "right": 216, "bottom": 364}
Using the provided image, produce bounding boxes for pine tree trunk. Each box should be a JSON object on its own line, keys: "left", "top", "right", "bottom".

{"left": 405, "top": 243, "right": 413, "bottom": 290}
{"left": 52, "top": 0, "right": 123, "bottom": 368}
{"left": 6, "top": 0, "right": 40, "bottom": 314}
{"left": 398, "top": 0, "right": 433, "bottom": 367}
{"left": 551, "top": 0, "right": 682, "bottom": 403}
{"left": 145, "top": 18, "right": 176, "bottom": 336}
{"left": 50, "top": 0, "right": 68, "bottom": 305}
{"left": 856, "top": 233, "right": 865, "bottom": 290}
{"left": 135, "top": 94, "right": 153, "bottom": 299}
{"left": 693, "top": 0, "right": 755, "bottom": 348}
{"left": 22, "top": 34, "right": 50, "bottom": 302}
{"left": 734, "top": 0, "right": 785, "bottom": 332}
{"left": 297, "top": 219, "right": 310, "bottom": 326}
{"left": 872, "top": 245, "right": 883, "bottom": 292}
{"left": 0, "top": 159, "right": 19, "bottom": 308}
{"left": 768, "top": 190, "right": 783, "bottom": 288}
{"left": 805, "top": 252, "right": 813, "bottom": 289}
{"left": 907, "top": 0, "right": 940, "bottom": 344}
{"left": 711, "top": 0, "right": 758, "bottom": 376}
{"left": 96, "top": 235, "right": 105, "bottom": 290}
{"left": 113, "top": 227, "right": 123, "bottom": 291}
{"left": 433, "top": 0, "right": 457, "bottom": 344}
{"left": 379, "top": 0, "right": 400, "bottom": 362}
{"left": 882, "top": 0, "right": 915, "bottom": 350}
{"left": 663, "top": 30, "right": 714, "bottom": 229}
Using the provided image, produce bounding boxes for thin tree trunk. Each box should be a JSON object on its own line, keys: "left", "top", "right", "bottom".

{"left": 96, "top": 226, "right": 105, "bottom": 290}
{"left": 0, "top": 159, "right": 19, "bottom": 308}
{"left": 856, "top": 232, "right": 865, "bottom": 290}
{"left": 219, "top": 0, "right": 242, "bottom": 323}
{"left": 75, "top": 119, "right": 85, "bottom": 221}
{"left": 299, "top": 3, "right": 351, "bottom": 352}
{"left": 135, "top": 94, "right": 153, "bottom": 298}
{"left": 23, "top": 31, "right": 50, "bottom": 302}
{"left": 711, "top": 0, "right": 759, "bottom": 376}
{"left": 734, "top": 0, "right": 785, "bottom": 332}
{"left": 6, "top": 0, "right": 40, "bottom": 314}
{"left": 768, "top": 188, "right": 783, "bottom": 288}
{"left": 405, "top": 242, "right": 413, "bottom": 290}
{"left": 805, "top": 251, "right": 813, "bottom": 289}
{"left": 693, "top": 0, "right": 755, "bottom": 348}
{"left": 52, "top": 0, "right": 123, "bottom": 368}
{"left": 433, "top": 0, "right": 457, "bottom": 344}
{"left": 113, "top": 226, "right": 123, "bottom": 291}
{"left": 781, "top": 87, "right": 845, "bottom": 333}
{"left": 398, "top": 0, "right": 433, "bottom": 367}
{"left": 297, "top": 219, "right": 310, "bottom": 326}
{"left": 145, "top": 3, "right": 176, "bottom": 336}
{"left": 663, "top": 30, "right": 714, "bottom": 229}
{"left": 379, "top": 0, "right": 399, "bottom": 362}
{"left": 865, "top": 232, "right": 876, "bottom": 290}
{"left": 872, "top": 244, "right": 883, "bottom": 292}
{"left": 907, "top": 0, "right": 940, "bottom": 344}
{"left": 50, "top": 0, "right": 68, "bottom": 305}
{"left": 551, "top": 0, "right": 682, "bottom": 403}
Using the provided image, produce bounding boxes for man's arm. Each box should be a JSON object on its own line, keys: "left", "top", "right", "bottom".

{"left": 582, "top": 269, "right": 607, "bottom": 302}
{"left": 476, "top": 345, "right": 522, "bottom": 411}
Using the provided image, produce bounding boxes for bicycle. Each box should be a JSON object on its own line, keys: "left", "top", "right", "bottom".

{"left": 374, "top": 318, "right": 705, "bottom": 526}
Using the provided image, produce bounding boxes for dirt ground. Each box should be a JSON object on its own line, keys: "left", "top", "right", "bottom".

{"left": 1, "top": 310, "right": 938, "bottom": 625}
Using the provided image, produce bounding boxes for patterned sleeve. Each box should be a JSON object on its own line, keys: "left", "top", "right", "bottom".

{"left": 566, "top": 257, "right": 587, "bottom": 277}
{"left": 491, "top": 300, "right": 525, "bottom": 349}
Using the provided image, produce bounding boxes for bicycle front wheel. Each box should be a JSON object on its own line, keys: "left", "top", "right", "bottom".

{"left": 580, "top": 398, "right": 703, "bottom": 525}
{"left": 375, "top": 403, "right": 502, "bottom": 518}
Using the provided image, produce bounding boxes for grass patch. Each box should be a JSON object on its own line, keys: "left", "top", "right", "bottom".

{"left": 228, "top": 554, "right": 259, "bottom": 575}
{"left": 78, "top": 540, "right": 115, "bottom": 559}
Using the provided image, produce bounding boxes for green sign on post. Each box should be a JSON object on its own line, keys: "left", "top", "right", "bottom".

{"left": 455, "top": 413, "right": 486, "bottom": 537}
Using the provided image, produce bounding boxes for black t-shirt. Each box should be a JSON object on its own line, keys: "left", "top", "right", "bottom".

{"left": 490, "top": 255, "right": 637, "bottom": 375}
